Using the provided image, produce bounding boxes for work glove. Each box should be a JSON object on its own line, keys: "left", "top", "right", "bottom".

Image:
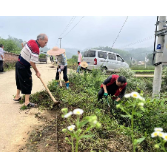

{"left": 104, "top": 93, "right": 108, "bottom": 98}
{"left": 58, "top": 68, "right": 61, "bottom": 73}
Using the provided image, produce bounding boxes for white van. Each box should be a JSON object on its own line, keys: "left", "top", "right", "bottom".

{"left": 82, "top": 49, "right": 129, "bottom": 72}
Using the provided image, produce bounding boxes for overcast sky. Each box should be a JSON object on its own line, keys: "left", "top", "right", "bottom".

{"left": 0, "top": 16, "right": 157, "bottom": 50}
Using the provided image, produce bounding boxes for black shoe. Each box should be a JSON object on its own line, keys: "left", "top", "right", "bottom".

{"left": 13, "top": 97, "right": 21, "bottom": 101}
{"left": 26, "top": 102, "right": 37, "bottom": 108}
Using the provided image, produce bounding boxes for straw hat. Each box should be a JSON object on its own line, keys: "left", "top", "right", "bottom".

{"left": 47, "top": 47, "right": 65, "bottom": 56}
{"left": 80, "top": 61, "right": 88, "bottom": 68}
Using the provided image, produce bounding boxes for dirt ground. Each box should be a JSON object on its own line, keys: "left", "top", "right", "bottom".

{"left": 0, "top": 58, "right": 62, "bottom": 152}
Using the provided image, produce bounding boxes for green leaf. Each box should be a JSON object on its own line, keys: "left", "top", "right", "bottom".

{"left": 79, "top": 134, "right": 94, "bottom": 140}
{"left": 78, "top": 120, "right": 89, "bottom": 128}
{"left": 121, "top": 114, "right": 132, "bottom": 119}
{"left": 134, "top": 112, "right": 143, "bottom": 117}
{"left": 134, "top": 137, "right": 145, "bottom": 146}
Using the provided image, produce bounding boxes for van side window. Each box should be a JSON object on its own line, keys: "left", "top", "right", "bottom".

{"left": 108, "top": 53, "right": 116, "bottom": 60}
{"left": 117, "top": 55, "right": 123, "bottom": 62}
{"left": 98, "top": 52, "right": 107, "bottom": 59}
{"left": 87, "top": 51, "right": 96, "bottom": 57}
{"left": 84, "top": 51, "right": 95, "bottom": 57}
{"left": 84, "top": 51, "right": 88, "bottom": 57}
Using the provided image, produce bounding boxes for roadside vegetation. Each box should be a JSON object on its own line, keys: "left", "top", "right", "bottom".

{"left": 19, "top": 66, "right": 167, "bottom": 152}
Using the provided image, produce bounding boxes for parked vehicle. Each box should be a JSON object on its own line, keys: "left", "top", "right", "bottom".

{"left": 39, "top": 52, "right": 47, "bottom": 64}
{"left": 82, "top": 49, "right": 129, "bottom": 71}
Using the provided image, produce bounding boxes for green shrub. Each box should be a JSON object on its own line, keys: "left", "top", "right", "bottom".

{"left": 39, "top": 54, "right": 46, "bottom": 58}
{"left": 130, "top": 65, "right": 155, "bottom": 70}
{"left": 26, "top": 67, "right": 167, "bottom": 152}
{"left": 3, "top": 61, "right": 16, "bottom": 71}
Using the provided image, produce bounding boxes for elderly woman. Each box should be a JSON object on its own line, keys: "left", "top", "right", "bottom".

{"left": 47, "top": 47, "right": 69, "bottom": 89}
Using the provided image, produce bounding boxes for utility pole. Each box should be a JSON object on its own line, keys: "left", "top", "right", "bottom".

{"left": 152, "top": 16, "right": 166, "bottom": 97}
{"left": 145, "top": 54, "right": 147, "bottom": 69}
{"left": 58, "top": 38, "right": 62, "bottom": 48}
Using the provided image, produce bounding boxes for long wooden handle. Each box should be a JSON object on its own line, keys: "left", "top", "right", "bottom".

{"left": 39, "top": 76, "right": 58, "bottom": 103}
{"left": 59, "top": 72, "right": 62, "bottom": 87}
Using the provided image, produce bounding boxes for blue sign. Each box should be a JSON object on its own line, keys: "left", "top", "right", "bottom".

{"left": 157, "top": 44, "right": 161, "bottom": 49}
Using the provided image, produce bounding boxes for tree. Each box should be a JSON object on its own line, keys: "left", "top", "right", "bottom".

{"left": 0, "top": 36, "right": 22, "bottom": 54}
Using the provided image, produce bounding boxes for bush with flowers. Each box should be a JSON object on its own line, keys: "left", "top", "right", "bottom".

{"left": 151, "top": 127, "right": 167, "bottom": 151}
{"left": 61, "top": 108, "right": 101, "bottom": 152}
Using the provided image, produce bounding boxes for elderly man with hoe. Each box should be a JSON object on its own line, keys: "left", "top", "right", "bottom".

{"left": 98, "top": 75, "right": 127, "bottom": 105}
{"left": 47, "top": 47, "right": 69, "bottom": 89}
{"left": 13, "top": 34, "right": 48, "bottom": 107}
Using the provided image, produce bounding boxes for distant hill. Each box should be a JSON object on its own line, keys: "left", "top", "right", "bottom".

{"left": 40, "top": 46, "right": 50, "bottom": 53}
{"left": 2, "top": 36, "right": 154, "bottom": 62}
{"left": 64, "top": 48, "right": 80, "bottom": 59}
{"left": 124, "top": 47, "right": 153, "bottom": 61}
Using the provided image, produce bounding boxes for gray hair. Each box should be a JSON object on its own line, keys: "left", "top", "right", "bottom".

{"left": 37, "top": 34, "right": 47, "bottom": 40}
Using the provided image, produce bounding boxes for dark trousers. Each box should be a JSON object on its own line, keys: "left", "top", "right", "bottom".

{"left": 0, "top": 61, "right": 4, "bottom": 72}
{"left": 56, "top": 65, "right": 68, "bottom": 82}
{"left": 15, "top": 61, "right": 32, "bottom": 94}
{"left": 98, "top": 88, "right": 115, "bottom": 101}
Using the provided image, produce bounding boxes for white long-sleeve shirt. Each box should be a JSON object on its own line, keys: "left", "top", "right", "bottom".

{"left": 0, "top": 47, "right": 5, "bottom": 61}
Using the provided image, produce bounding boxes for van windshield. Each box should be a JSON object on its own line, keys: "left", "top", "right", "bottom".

{"left": 84, "top": 50, "right": 96, "bottom": 57}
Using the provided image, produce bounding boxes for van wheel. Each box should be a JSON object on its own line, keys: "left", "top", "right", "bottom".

{"left": 101, "top": 67, "right": 107, "bottom": 73}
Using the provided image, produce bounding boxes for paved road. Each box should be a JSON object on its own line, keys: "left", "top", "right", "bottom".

{"left": 0, "top": 59, "right": 58, "bottom": 151}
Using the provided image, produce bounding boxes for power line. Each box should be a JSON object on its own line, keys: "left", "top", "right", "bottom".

{"left": 111, "top": 16, "right": 128, "bottom": 49}
{"left": 59, "top": 16, "right": 76, "bottom": 38}
{"left": 121, "top": 35, "right": 154, "bottom": 48}
{"left": 62, "top": 16, "right": 85, "bottom": 38}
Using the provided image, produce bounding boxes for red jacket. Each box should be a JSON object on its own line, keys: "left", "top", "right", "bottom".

{"left": 100, "top": 75, "right": 127, "bottom": 99}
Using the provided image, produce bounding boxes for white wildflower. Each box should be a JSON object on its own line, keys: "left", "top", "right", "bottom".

{"left": 154, "top": 128, "right": 163, "bottom": 132}
{"left": 124, "top": 93, "right": 131, "bottom": 98}
{"left": 151, "top": 131, "right": 159, "bottom": 138}
{"left": 73, "top": 108, "right": 84, "bottom": 115}
{"left": 163, "top": 133, "right": 167, "bottom": 141}
{"left": 67, "top": 125, "right": 75, "bottom": 131}
{"left": 131, "top": 92, "right": 141, "bottom": 99}
{"left": 130, "top": 92, "right": 145, "bottom": 101}
{"left": 64, "top": 111, "right": 73, "bottom": 118}
{"left": 158, "top": 132, "right": 164, "bottom": 138}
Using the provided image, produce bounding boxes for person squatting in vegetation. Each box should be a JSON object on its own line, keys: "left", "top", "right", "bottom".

{"left": 14, "top": 34, "right": 48, "bottom": 107}
{"left": 98, "top": 75, "right": 127, "bottom": 105}
{"left": 47, "top": 47, "right": 69, "bottom": 89}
